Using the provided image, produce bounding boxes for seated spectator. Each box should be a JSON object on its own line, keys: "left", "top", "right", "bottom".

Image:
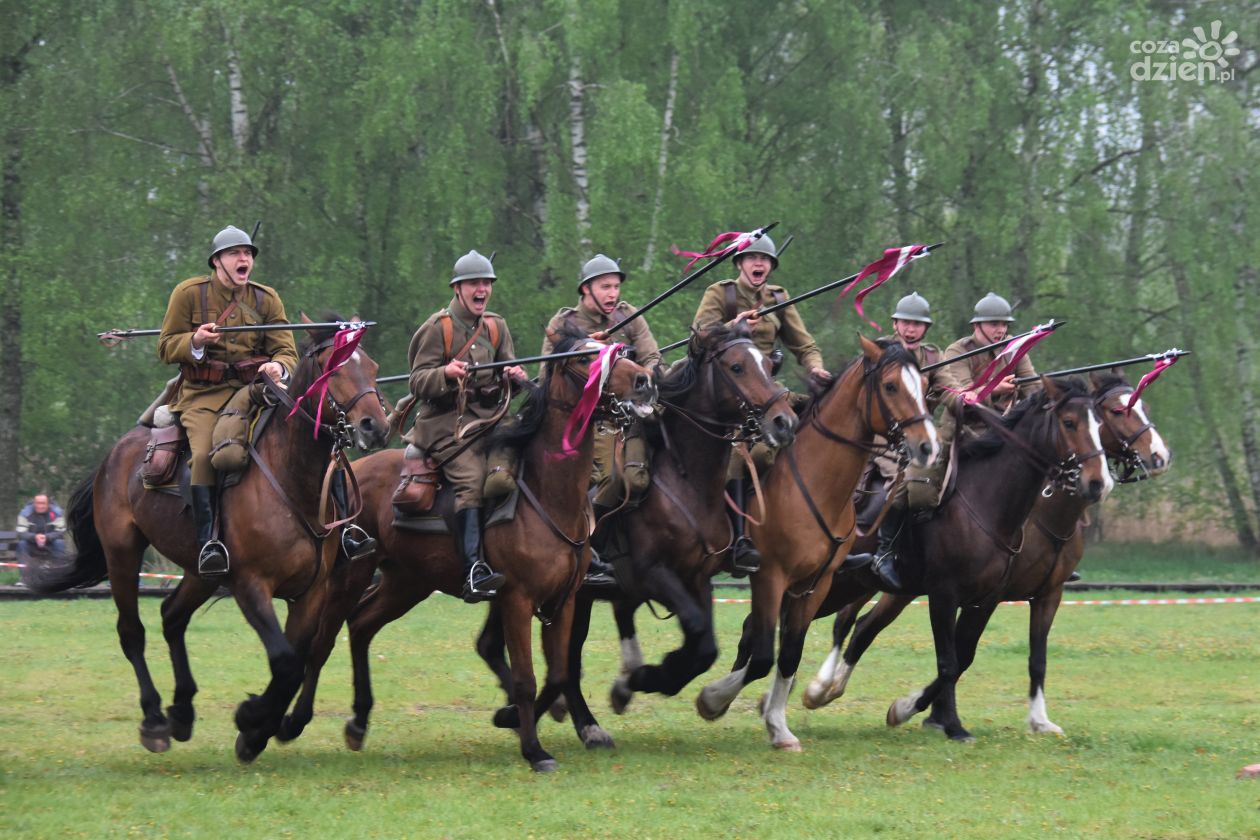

{"left": 17, "top": 493, "right": 66, "bottom": 560}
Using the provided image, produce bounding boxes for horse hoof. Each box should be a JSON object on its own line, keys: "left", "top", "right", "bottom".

{"left": 610, "top": 679, "right": 633, "bottom": 715}
{"left": 580, "top": 724, "right": 616, "bottom": 750}
{"left": 139, "top": 721, "right": 172, "bottom": 754}
{"left": 922, "top": 719, "right": 945, "bottom": 732}
{"left": 531, "top": 758, "right": 559, "bottom": 773}
{"left": 772, "top": 738, "right": 803, "bottom": 753}
{"left": 548, "top": 696, "right": 570, "bottom": 723}
{"left": 1028, "top": 720, "right": 1064, "bottom": 735}
{"left": 276, "top": 714, "right": 304, "bottom": 744}
{"left": 165, "top": 706, "right": 194, "bottom": 742}
{"left": 235, "top": 731, "right": 265, "bottom": 764}
{"left": 948, "top": 731, "right": 976, "bottom": 743}
{"left": 344, "top": 719, "right": 367, "bottom": 752}
{"left": 801, "top": 681, "right": 825, "bottom": 710}
{"left": 695, "top": 692, "right": 729, "bottom": 722}
{"left": 493, "top": 705, "right": 521, "bottom": 729}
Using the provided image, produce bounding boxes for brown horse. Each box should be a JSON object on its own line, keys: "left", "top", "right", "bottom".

{"left": 281, "top": 334, "right": 657, "bottom": 771}
{"left": 694, "top": 336, "right": 939, "bottom": 750}
{"left": 781, "top": 376, "right": 1112, "bottom": 742}
{"left": 800, "top": 370, "right": 1169, "bottom": 736}
{"left": 29, "top": 321, "right": 390, "bottom": 761}
{"left": 472, "top": 322, "right": 799, "bottom": 740}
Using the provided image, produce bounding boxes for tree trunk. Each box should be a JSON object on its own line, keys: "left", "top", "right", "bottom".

{"left": 642, "top": 49, "right": 679, "bottom": 273}
{"left": 1011, "top": 0, "right": 1044, "bottom": 310}
{"left": 225, "top": 33, "right": 250, "bottom": 154}
{"left": 567, "top": 54, "right": 591, "bottom": 252}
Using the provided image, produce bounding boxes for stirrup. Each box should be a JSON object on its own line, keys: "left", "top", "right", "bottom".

{"left": 462, "top": 562, "right": 506, "bottom": 604}
{"left": 730, "top": 537, "right": 761, "bottom": 577}
{"left": 340, "top": 524, "right": 377, "bottom": 561}
{"left": 197, "top": 540, "right": 230, "bottom": 578}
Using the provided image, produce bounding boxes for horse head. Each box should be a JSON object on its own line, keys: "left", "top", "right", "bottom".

{"left": 673, "top": 322, "right": 797, "bottom": 448}
{"left": 1089, "top": 370, "right": 1172, "bottom": 481}
{"left": 551, "top": 331, "right": 658, "bottom": 421}
{"left": 1038, "top": 376, "right": 1114, "bottom": 503}
{"left": 291, "top": 314, "right": 391, "bottom": 451}
{"left": 856, "top": 334, "right": 939, "bottom": 468}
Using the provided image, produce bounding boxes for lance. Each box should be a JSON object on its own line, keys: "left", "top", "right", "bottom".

{"left": 919, "top": 319, "right": 1067, "bottom": 373}
{"left": 98, "top": 320, "right": 376, "bottom": 346}
{"left": 375, "top": 345, "right": 620, "bottom": 384}
{"left": 1012, "top": 349, "right": 1191, "bottom": 385}
{"left": 604, "top": 222, "right": 778, "bottom": 340}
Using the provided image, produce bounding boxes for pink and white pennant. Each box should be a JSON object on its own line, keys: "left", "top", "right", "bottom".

{"left": 671, "top": 227, "right": 772, "bottom": 272}
{"left": 836, "top": 244, "right": 932, "bottom": 330}
{"left": 1125, "top": 352, "right": 1181, "bottom": 414}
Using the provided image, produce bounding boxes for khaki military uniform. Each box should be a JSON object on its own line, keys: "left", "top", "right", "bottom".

{"left": 408, "top": 298, "right": 518, "bottom": 512}
{"left": 158, "top": 276, "right": 298, "bottom": 485}
{"left": 543, "top": 301, "right": 659, "bottom": 506}
{"left": 693, "top": 277, "right": 824, "bottom": 479}
{"left": 935, "top": 334, "right": 1038, "bottom": 444}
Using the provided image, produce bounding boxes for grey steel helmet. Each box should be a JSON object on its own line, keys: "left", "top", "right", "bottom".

{"left": 207, "top": 225, "right": 258, "bottom": 268}
{"left": 450, "top": 249, "right": 497, "bottom": 286}
{"left": 733, "top": 233, "right": 779, "bottom": 269}
{"left": 892, "top": 291, "right": 933, "bottom": 324}
{"left": 970, "top": 292, "right": 1015, "bottom": 323}
{"left": 577, "top": 253, "right": 625, "bottom": 294}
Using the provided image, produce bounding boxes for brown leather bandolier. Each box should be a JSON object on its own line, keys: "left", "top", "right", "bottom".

{"left": 723, "top": 283, "right": 786, "bottom": 321}
{"left": 179, "top": 282, "right": 271, "bottom": 384}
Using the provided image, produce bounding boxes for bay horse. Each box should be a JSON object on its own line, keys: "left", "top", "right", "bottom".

{"left": 694, "top": 336, "right": 939, "bottom": 750}
{"left": 279, "top": 333, "right": 657, "bottom": 772}
{"left": 29, "top": 319, "right": 390, "bottom": 761}
{"left": 473, "top": 322, "right": 799, "bottom": 741}
{"left": 800, "top": 370, "right": 1169, "bottom": 736}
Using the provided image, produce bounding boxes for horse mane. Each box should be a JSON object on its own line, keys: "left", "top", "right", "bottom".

{"left": 1090, "top": 370, "right": 1132, "bottom": 395}
{"left": 958, "top": 375, "right": 1091, "bottom": 460}
{"left": 487, "top": 326, "right": 592, "bottom": 448}
{"left": 799, "top": 337, "right": 912, "bottom": 416}
{"left": 290, "top": 311, "right": 348, "bottom": 397}
{"left": 657, "top": 322, "right": 746, "bottom": 401}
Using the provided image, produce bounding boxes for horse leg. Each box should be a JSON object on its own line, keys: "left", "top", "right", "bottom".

{"left": 697, "top": 570, "right": 784, "bottom": 721}
{"left": 730, "top": 612, "right": 755, "bottom": 671}
{"left": 615, "top": 567, "right": 717, "bottom": 712}
{"left": 159, "top": 575, "right": 219, "bottom": 742}
{"left": 499, "top": 589, "right": 555, "bottom": 772}
{"left": 1027, "top": 587, "right": 1066, "bottom": 734}
{"left": 887, "top": 595, "right": 971, "bottom": 740}
{"left": 475, "top": 601, "right": 513, "bottom": 704}
{"left": 343, "top": 572, "right": 428, "bottom": 751}
{"left": 231, "top": 580, "right": 306, "bottom": 763}
{"left": 280, "top": 555, "right": 384, "bottom": 743}
{"left": 543, "top": 593, "right": 613, "bottom": 750}
{"left": 106, "top": 541, "right": 170, "bottom": 753}
{"left": 804, "top": 592, "right": 909, "bottom": 709}
{"left": 761, "top": 576, "right": 836, "bottom": 751}
{"left": 612, "top": 597, "right": 644, "bottom": 677}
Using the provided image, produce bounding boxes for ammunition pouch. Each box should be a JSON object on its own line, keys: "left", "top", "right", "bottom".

{"left": 905, "top": 457, "right": 947, "bottom": 512}
{"left": 482, "top": 445, "right": 519, "bottom": 499}
{"left": 209, "top": 384, "right": 262, "bottom": 473}
{"left": 393, "top": 448, "right": 442, "bottom": 514}
{"left": 141, "top": 424, "right": 186, "bottom": 487}
{"left": 180, "top": 355, "right": 271, "bottom": 386}
{"left": 621, "top": 433, "right": 650, "bottom": 496}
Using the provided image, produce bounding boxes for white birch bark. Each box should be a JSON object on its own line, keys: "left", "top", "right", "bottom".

{"left": 643, "top": 49, "right": 679, "bottom": 273}
{"left": 568, "top": 54, "right": 591, "bottom": 251}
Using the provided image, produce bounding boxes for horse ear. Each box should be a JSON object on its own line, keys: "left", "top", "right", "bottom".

{"left": 299, "top": 312, "right": 314, "bottom": 325}
{"left": 1041, "top": 375, "right": 1062, "bottom": 405}
{"left": 859, "top": 333, "right": 881, "bottom": 363}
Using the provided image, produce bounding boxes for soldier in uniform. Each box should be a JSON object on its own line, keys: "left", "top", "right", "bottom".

{"left": 158, "top": 225, "right": 298, "bottom": 577}
{"left": 936, "top": 292, "right": 1039, "bottom": 441}
{"left": 541, "top": 254, "right": 661, "bottom": 585}
{"left": 692, "top": 233, "right": 831, "bottom": 575}
{"left": 407, "top": 250, "right": 528, "bottom": 603}
{"left": 848, "top": 292, "right": 945, "bottom": 590}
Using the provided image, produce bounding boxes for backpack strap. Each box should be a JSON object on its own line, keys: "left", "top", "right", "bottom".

{"left": 723, "top": 282, "right": 738, "bottom": 321}
{"left": 441, "top": 313, "right": 497, "bottom": 362}
{"left": 771, "top": 288, "right": 787, "bottom": 307}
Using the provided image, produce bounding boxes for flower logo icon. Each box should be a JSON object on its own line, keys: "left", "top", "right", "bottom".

{"left": 1183, "top": 20, "right": 1240, "bottom": 67}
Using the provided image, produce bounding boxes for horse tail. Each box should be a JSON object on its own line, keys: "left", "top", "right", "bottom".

{"left": 27, "top": 468, "right": 109, "bottom": 594}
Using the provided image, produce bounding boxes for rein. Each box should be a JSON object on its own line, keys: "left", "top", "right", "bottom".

{"left": 1096, "top": 384, "right": 1155, "bottom": 483}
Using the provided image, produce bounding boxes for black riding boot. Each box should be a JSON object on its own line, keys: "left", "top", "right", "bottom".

{"left": 331, "top": 468, "right": 376, "bottom": 565}
{"left": 191, "top": 484, "right": 229, "bottom": 578}
{"left": 584, "top": 503, "right": 617, "bottom": 587}
{"left": 726, "top": 479, "right": 762, "bottom": 577}
{"left": 457, "top": 507, "right": 505, "bottom": 604}
{"left": 840, "top": 506, "right": 906, "bottom": 591}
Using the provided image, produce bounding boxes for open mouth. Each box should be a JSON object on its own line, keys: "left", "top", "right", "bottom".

{"left": 471, "top": 292, "right": 488, "bottom": 306}
{"left": 750, "top": 269, "right": 767, "bottom": 282}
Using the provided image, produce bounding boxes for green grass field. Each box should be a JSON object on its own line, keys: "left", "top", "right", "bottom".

{"left": 3, "top": 579, "right": 1259, "bottom": 839}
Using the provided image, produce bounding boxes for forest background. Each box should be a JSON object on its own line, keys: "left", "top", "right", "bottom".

{"left": 2, "top": 0, "right": 1257, "bottom": 551}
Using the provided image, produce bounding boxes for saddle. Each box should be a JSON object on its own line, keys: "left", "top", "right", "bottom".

{"left": 391, "top": 467, "right": 520, "bottom": 535}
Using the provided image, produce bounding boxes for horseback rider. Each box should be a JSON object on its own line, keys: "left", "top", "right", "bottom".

{"left": 542, "top": 253, "right": 661, "bottom": 586}
{"left": 158, "top": 225, "right": 298, "bottom": 577}
{"left": 406, "top": 250, "right": 528, "bottom": 603}
{"left": 849, "top": 292, "right": 945, "bottom": 590}
{"left": 937, "top": 292, "right": 1039, "bottom": 441}
{"left": 692, "top": 233, "right": 831, "bottom": 576}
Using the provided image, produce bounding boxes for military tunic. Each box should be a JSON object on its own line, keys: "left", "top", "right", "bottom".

{"left": 872, "top": 341, "right": 944, "bottom": 485}
{"left": 542, "top": 301, "right": 659, "bottom": 507}
{"left": 408, "top": 297, "right": 518, "bottom": 511}
{"left": 936, "top": 334, "right": 1038, "bottom": 442}
{"left": 158, "top": 275, "right": 298, "bottom": 485}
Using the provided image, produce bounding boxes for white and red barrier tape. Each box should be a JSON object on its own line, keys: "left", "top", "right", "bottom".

{"left": 5, "top": 562, "right": 1259, "bottom": 606}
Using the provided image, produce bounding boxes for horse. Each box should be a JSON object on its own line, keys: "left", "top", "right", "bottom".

{"left": 28, "top": 319, "right": 390, "bottom": 761}
{"left": 472, "top": 322, "right": 799, "bottom": 740}
{"left": 694, "top": 335, "right": 940, "bottom": 751}
{"left": 278, "top": 332, "right": 657, "bottom": 772}
{"left": 800, "top": 370, "right": 1170, "bottom": 736}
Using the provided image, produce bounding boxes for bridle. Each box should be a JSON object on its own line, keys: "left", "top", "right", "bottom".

{"left": 808, "top": 349, "right": 932, "bottom": 462}
{"left": 1094, "top": 383, "right": 1155, "bottom": 484}
{"left": 658, "top": 335, "right": 791, "bottom": 444}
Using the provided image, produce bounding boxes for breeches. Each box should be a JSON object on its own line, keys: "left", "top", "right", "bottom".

{"left": 178, "top": 405, "right": 222, "bottom": 486}
{"left": 592, "top": 421, "right": 650, "bottom": 507}
{"left": 439, "top": 441, "right": 489, "bottom": 512}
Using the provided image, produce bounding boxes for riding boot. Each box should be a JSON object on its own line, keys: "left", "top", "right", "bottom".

{"left": 584, "top": 503, "right": 617, "bottom": 587}
{"left": 191, "top": 484, "right": 229, "bottom": 578}
{"left": 330, "top": 468, "right": 376, "bottom": 565}
{"left": 868, "top": 506, "right": 906, "bottom": 592}
{"left": 1066, "top": 570, "right": 1082, "bottom": 583}
{"left": 457, "top": 507, "right": 505, "bottom": 604}
{"left": 726, "top": 479, "right": 762, "bottom": 577}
